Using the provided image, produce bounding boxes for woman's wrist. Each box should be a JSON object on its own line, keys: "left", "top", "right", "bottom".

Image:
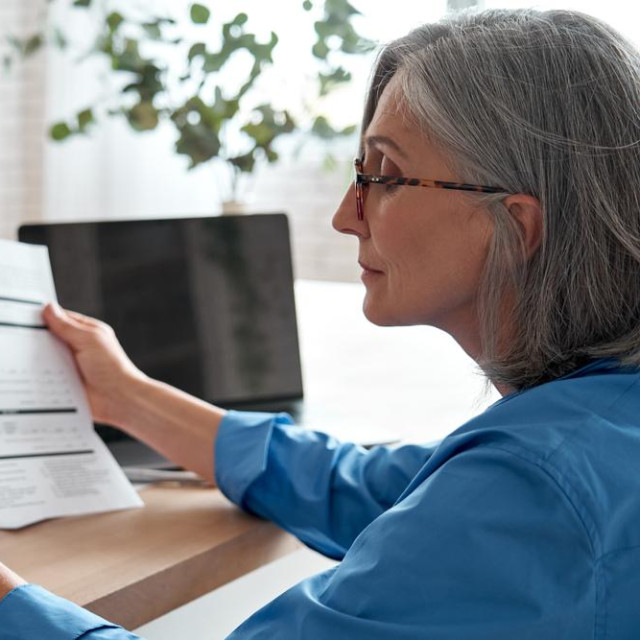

{"left": 0, "top": 564, "right": 26, "bottom": 601}
{"left": 106, "top": 372, "right": 157, "bottom": 431}
{"left": 102, "top": 375, "right": 226, "bottom": 481}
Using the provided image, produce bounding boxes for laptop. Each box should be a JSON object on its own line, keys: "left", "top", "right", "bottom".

{"left": 18, "top": 213, "right": 304, "bottom": 468}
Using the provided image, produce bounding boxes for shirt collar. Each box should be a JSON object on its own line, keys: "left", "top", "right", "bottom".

{"left": 556, "top": 356, "right": 622, "bottom": 380}
{"left": 490, "top": 356, "right": 623, "bottom": 409}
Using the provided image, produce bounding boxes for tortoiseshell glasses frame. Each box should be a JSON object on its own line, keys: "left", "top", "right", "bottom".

{"left": 354, "top": 158, "right": 509, "bottom": 220}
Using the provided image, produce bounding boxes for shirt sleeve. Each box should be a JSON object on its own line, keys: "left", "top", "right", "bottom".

{"left": 214, "top": 410, "right": 439, "bottom": 559}
{"left": 0, "top": 584, "right": 141, "bottom": 639}
{"left": 226, "top": 445, "right": 595, "bottom": 639}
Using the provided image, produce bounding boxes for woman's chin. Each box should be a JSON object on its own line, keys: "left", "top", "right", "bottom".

{"left": 362, "top": 296, "right": 399, "bottom": 327}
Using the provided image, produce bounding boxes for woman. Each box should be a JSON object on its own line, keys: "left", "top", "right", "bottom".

{"left": 2, "top": 7, "right": 640, "bottom": 638}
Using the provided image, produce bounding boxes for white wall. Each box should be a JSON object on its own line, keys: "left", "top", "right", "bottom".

{"left": 0, "top": 0, "right": 47, "bottom": 240}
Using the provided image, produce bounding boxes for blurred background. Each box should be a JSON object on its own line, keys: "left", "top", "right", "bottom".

{"left": 3, "top": 0, "right": 639, "bottom": 284}
{"left": 4, "top": 3, "right": 640, "bottom": 637}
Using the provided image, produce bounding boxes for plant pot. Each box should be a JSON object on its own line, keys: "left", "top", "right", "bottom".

{"left": 221, "top": 199, "right": 249, "bottom": 215}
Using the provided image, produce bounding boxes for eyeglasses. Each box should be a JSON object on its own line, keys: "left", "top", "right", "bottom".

{"left": 353, "top": 158, "right": 509, "bottom": 220}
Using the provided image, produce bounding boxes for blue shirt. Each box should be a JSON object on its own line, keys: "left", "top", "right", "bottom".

{"left": 2, "top": 356, "right": 640, "bottom": 639}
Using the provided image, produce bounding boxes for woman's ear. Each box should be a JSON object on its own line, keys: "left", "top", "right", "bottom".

{"left": 503, "top": 193, "right": 543, "bottom": 260}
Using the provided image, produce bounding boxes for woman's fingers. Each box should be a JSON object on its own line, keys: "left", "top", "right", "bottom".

{"left": 42, "top": 303, "right": 87, "bottom": 344}
{"left": 64, "top": 309, "right": 94, "bottom": 323}
{"left": 65, "top": 309, "right": 106, "bottom": 329}
{"left": 41, "top": 303, "right": 145, "bottom": 426}
{"left": 42, "top": 303, "right": 113, "bottom": 352}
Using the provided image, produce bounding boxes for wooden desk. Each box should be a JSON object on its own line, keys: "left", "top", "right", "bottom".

{"left": 0, "top": 485, "right": 300, "bottom": 629}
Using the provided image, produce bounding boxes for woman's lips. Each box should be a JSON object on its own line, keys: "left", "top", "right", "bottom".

{"left": 358, "top": 260, "right": 383, "bottom": 274}
{"left": 359, "top": 261, "right": 384, "bottom": 280}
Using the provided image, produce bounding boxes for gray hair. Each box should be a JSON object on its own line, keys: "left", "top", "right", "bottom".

{"left": 362, "top": 8, "right": 640, "bottom": 393}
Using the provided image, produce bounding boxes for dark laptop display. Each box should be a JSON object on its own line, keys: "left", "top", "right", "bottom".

{"left": 18, "top": 214, "right": 304, "bottom": 458}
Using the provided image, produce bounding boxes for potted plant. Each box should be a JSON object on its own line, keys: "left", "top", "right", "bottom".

{"left": 5, "top": 0, "right": 375, "bottom": 210}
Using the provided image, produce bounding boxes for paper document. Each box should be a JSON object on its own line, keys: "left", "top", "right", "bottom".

{"left": 0, "top": 238, "right": 142, "bottom": 529}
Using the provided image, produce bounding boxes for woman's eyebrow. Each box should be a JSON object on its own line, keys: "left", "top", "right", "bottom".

{"left": 363, "top": 135, "right": 409, "bottom": 159}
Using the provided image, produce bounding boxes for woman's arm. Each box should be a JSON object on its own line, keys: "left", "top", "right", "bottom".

{"left": 42, "top": 303, "right": 227, "bottom": 483}
{"left": 104, "top": 375, "right": 226, "bottom": 484}
{"left": 215, "top": 411, "right": 439, "bottom": 558}
{"left": 224, "top": 446, "right": 596, "bottom": 639}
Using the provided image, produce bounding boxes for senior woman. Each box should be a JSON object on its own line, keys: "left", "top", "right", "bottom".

{"left": 2, "top": 7, "right": 640, "bottom": 639}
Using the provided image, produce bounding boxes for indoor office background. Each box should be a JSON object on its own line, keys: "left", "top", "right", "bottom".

{"left": 1, "top": 1, "right": 638, "bottom": 638}
{"left": 4, "top": 0, "right": 639, "bottom": 285}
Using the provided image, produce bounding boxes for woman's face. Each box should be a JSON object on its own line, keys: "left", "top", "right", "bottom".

{"left": 332, "top": 75, "right": 495, "bottom": 348}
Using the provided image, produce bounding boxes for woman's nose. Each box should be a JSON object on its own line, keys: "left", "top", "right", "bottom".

{"left": 332, "top": 183, "right": 369, "bottom": 238}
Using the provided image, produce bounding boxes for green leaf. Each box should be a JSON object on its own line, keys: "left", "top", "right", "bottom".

{"left": 188, "top": 42, "right": 206, "bottom": 62}
{"left": 241, "top": 121, "right": 272, "bottom": 147}
{"left": 311, "top": 0, "right": 374, "bottom": 63}
{"left": 142, "top": 22, "right": 162, "bottom": 40}
{"left": 312, "top": 40, "right": 329, "bottom": 59}
{"left": 314, "top": 21, "right": 333, "bottom": 38}
{"left": 232, "top": 13, "right": 248, "bottom": 26}
{"left": 322, "top": 152, "right": 338, "bottom": 172}
{"left": 171, "top": 95, "right": 230, "bottom": 141}
{"left": 77, "top": 108, "right": 94, "bottom": 132}
{"left": 210, "top": 88, "right": 240, "bottom": 121}
{"left": 241, "top": 105, "right": 296, "bottom": 158}
{"left": 341, "top": 32, "right": 375, "bottom": 54}
{"left": 318, "top": 66, "right": 351, "bottom": 96}
{"left": 53, "top": 28, "right": 67, "bottom": 49}
{"left": 202, "top": 52, "right": 226, "bottom": 73}
{"left": 111, "top": 39, "right": 145, "bottom": 73}
{"left": 311, "top": 115, "right": 331, "bottom": 139}
{"left": 73, "top": 0, "right": 92, "bottom": 6}
{"left": 175, "top": 123, "right": 221, "bottom": 168}
{"left": 302, "top": 0, "right": 313, "bottom": 10}
{"left": 50, "top": 122, "right": 72, "bottom": 141}
{"left": 126, "top": 102, "right": 159, "bottom": 131}
{"left": 120, "top": 64, "right": 164, "bottom": 102}
{"left": 229, "top": 152, "right": 256, "bottom": 173}
{"left": 311, "top": 115, "right": 356, "bottom": 140}
{"left": 190, "top": 3, "right": 211, "bottom": 25}
{"left": 23, "top": 34, "right": 43, "bottom": 56}
{"left": 96, "top": 32, "right": 114, "bottom": 56}
{"left": 106, "top": 12, "right": 124, "bottom": 32}
{"left": 324, "top": 0, "right": 360, "bottom": 19}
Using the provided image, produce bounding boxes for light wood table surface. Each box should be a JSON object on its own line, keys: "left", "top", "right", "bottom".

{"left": 0, "top": 484, "right": 300, "bottom": 630}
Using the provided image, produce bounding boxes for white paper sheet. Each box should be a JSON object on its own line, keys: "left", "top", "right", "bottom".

{"left": 0, "top": 238, "right": 143, "bottom": 529}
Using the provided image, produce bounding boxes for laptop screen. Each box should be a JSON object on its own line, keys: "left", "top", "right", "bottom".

{"left": 18, "top": 214, "right": 303, "bottom": 408}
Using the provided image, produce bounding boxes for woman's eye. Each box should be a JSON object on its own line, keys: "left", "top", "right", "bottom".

{"left": 380, "top": 157, "right": 400, "bottom": 192}
{"left": 380, "top": 156, "right": 398, "bottom": 175}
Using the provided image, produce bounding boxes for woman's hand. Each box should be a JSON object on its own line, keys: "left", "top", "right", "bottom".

{"left": 42, "top": 303, "right": 226, "bottom": 482}
{"left": 42, "top": 303, "right": 147, "bottom": 428}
